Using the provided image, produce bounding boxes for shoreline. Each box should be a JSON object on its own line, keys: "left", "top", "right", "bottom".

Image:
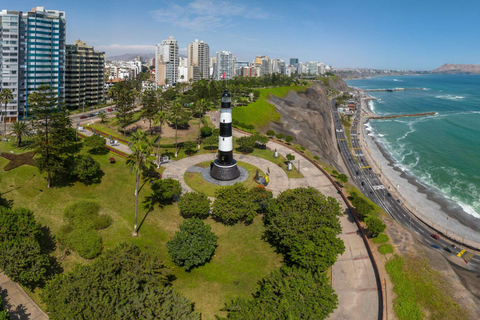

{"left": 359, "top": 100, "right": 480, "bottom": 244}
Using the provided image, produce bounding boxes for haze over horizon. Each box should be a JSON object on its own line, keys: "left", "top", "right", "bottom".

{"left": 13, "top": 0, "right": 480, "bottom": 70}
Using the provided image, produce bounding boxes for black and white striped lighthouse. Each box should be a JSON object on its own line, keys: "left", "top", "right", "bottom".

{"left": 210, "top": 89, "right": 240, "bottom": 180}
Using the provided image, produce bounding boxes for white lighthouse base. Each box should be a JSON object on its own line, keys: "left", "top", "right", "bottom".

{"left": 210, "top": 160, "right": 240, "bottom": 181}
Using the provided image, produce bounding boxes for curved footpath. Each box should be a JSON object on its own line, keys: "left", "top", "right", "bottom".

{"left": 0, "top": 272, "right": 48, "bottom": 320}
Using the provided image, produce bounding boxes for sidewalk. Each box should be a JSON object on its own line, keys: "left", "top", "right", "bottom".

{"left": 0, "top": 273, "right": 48, "bottom": 320}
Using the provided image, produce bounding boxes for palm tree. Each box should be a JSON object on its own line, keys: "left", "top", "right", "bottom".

{"left": 126, "top": 130, "right": 155, "bottom": 236}
{"left": 99, "top": 112, "right": 106, "bottom": 123}
{"left": 169, "top": 102, "right": 184, "bottom": 158}
{"left": 153, "top": 111, "right": 167, "bottom": 167}
{"left": 11, "top": 121, "right": 28, "bottom": 147}
{"left": 0, "top": 89, "right": 13, "bottom": 136}
{"left": 193, "top": 99, "right": 208, "bottom": 149}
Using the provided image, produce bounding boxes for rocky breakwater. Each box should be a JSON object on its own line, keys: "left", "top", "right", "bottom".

{"left": 267, "top": 80, "right": 346, "bottom": 168}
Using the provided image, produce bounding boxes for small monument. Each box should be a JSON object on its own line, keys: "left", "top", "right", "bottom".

{"left": 274, "top": 149, "right": 278, "bottom": 158}
{"left": 210, "top": 89, "right": 240, "bottom": 181}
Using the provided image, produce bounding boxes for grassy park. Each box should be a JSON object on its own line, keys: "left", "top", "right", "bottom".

{"left": 0, "top": 140, "right": 281, "bottom": 319}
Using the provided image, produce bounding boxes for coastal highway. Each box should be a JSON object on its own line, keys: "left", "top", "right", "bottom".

{"left": 331, "top": 97, "right": 480, "bottom": 272}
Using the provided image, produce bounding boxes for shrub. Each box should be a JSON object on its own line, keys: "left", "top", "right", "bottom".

{"left": 250, "top": 185, "right": 273, "bottom": 213}
{"left": 65, "top": 227, "right": 102, "bottom": 259}
{"left": 64, "top": 200, "right": 101, "bottom": 224}
{"left": 212, "top": 183, "right": 257, "bottom": 225}
{"left": 372, "top": 233, "right": 389, "bottom": 244}
{"left": 378, "top": 244, "right": 394, "bottom": 255}
{"left": 314, "top": 155, "right": 320, "bottom": 160}
{"left": 178, "top": 192, "right": 211, "bottom": 219}
{"left": 285, "top": 135, "right": 294, "bottom": 143}
{"left": 71, "top": 154, "right": 102, "bottom": 184}
{"left": 167, "top": 219, "right": 218, "bottom": 271}
{"left": 337, "top": 174, "right": 348, "bottom": 184}
{"left": 92, "top": 214, "right": 113, "bottom": 230}
{"left": 266, "top": 130, "right": 275, "bottom": 136}
{"left": 146, "top": 178, "right": 182, "bottom": 208}
{"left": 276, "top": 133, "right": 285, "bottom": 139}
{"left": 84, "top": 134, "right": 106, "bottom": 154}
{"left": 183, "top": 140, "right": 197, "bottom": 154}
{"left": 200, "top": 126, "right": 212, "bottom": 137}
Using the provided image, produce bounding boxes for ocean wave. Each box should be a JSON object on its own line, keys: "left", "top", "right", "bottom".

{"left": 435, "top": 94, "right": 465, "bottom": 100}
{"left": 393, "top": 79, "right": 403, "bottom": 82}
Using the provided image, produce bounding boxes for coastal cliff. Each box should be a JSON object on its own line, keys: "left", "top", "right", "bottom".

{"left": 266, "top": 79, "right": 347, "bottom": 168}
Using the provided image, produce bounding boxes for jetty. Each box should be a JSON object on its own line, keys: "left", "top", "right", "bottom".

{"left": 367, "top": 112, "right": 436, "bottom": 120}
{"left": 364, "top": 87, "right": 425, "bottom": 92}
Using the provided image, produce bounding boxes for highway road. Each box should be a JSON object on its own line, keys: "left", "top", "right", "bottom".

{"left": 331, "top": 96, "right": 480, "bottom": 272}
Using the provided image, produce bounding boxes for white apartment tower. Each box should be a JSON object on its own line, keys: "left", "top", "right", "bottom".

{"left": 187, "top": 39, "right": 209, "bottom": 81}
{"left": 155, "top": 36, "right": 178, "bottom": 86}
{"left": 215, "top": 51, "right": 234, "bottom": 81}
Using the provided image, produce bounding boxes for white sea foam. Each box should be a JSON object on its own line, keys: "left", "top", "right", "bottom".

{"left": 393, "top": 79, "right": 403, "bottom": 82}
{"left": 435, "top": 94, "right": 465, "bottom": 100}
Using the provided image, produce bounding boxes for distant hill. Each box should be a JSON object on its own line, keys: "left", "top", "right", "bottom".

{"left": 106, "top": 53, "right": 155, "bottom": 61}
{"left": 106, "top": 52, "right": 187, "bottom": 61}
{"left": 431, "top": 64, "right": 480, "bottom": 74}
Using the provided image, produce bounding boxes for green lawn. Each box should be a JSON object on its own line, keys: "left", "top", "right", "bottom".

{"left": 232, "top": 85, "right": 308, "bottom": 130}
{"left": 246, "top": 147, "right": 303, "bottom": 179}
{"left": 0, "top": 141, "right": 281, "bottom": 320}
{"left": 184, "top": 161, "right": 265, "bottom": 198}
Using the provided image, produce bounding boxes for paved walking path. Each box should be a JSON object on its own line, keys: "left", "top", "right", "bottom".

{"left": 0, "top": 273, "right": 48, "bottom": 320}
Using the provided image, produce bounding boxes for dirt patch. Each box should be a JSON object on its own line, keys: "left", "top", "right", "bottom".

{"left": 1, "top": 151, "right": 35, "bottom": 171}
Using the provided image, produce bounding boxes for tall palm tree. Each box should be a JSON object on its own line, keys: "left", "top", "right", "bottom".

{"left": 169, "top": 102, "right": 185, "bottom": 158}
{"left": 11, "top": 121, "right": 28, "bottom": 147}
{"left": 193, "top": 99, "right": 208, "bottom": 149}
{"left": 153, "top": 111, "right": 167, "bottom": 167}
{"left": 126, "top": 130, "right": 155, "bottom": 236}
{"left": 0, "top": 89, "right": 13, "bottom": 136}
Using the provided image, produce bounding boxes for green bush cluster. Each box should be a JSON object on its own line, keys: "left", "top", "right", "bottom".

{"left": 58, "top": 200, "right": 112, "bottom": 259}
{"left": 178, "top": 191, "right": 211, "bottom": 219}
{"left": 372, "top": 233, "right": 389, "bottom": 244}
{"left": 212, "top": 183, "right": 258, "bottom": 225}
{"left": 167, "top": 219, "right": 218, "bottom": 271}
{"left": 378, "top": 244, "right": 394, "bottom": 254}
{"left": 232, "top": 119, "right": 254, "bottom": 131}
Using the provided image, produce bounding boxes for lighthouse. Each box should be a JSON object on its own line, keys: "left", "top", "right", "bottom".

{"left": 210, "top": 89, "right": 240, "bottom": 180}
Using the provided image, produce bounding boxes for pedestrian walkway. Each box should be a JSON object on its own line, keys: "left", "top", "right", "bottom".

{"left": 0, "top": 273, "right": 48, "bottom": 320}
{"left": 162, "top": 153, "right": 289, "bottom": 196}
{"left": 78, "top": 127, "right": 132, "bottom": 155}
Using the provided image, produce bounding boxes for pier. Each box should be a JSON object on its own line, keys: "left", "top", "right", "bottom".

{"left": 363, "top": 87, "right": 425, "bottom": 92}
{"left": 367, "top": 112, "right": 436, "bottom": 120}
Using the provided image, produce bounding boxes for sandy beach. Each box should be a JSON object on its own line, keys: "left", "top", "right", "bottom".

{"left": 359, "top": 99, "right": 480, "bottom": 245}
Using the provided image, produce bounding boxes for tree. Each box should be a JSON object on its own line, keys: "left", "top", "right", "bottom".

{"left": 285, "top": 135, "right": 294, "bottom": 143}
{"left": 203, "top": 135, "right": 218, "bottom": 150}
{"left": 221, "top": 266, "right": 338, "bottom": 320}
{"left": 193, "top": 99, "right": 208, "bottom": 148}
{"left": 84, "top": 134, "right": 106, "bottom": 154}
{"left": 28, "top": 85, "right": 73, "bottom": 188}
{"left": 169, "top": 102, "right": 187, "bottom": 158}
{"left": 145, "top": 178, "right": 182, "bottom": 209}
{"left": 337, "top": 174, "right": 348, "bottom": 184}
{"left": 0, "top": 206, "right": 54, "bottom": 289}
{"left": 351, "top": 196, "right": 374, "bottom": 220}
{"left": 237, "top": 135, "right": 255, "bottom": 153}
{"left": 0, "top": 88, "right": 13, "bottom": 137}
{"left": 212, "top": 183, "right": 257, "bottom": 225}
{"left": 200, "top": 126, "right": 212, "bottom": 138}
{"left": 266, "top": 130, "right": 275, "bottom": 136}
{"left": 141, "top": 88, "right": 159, "bottom": 133}
{"left": 276, "top": 133, "right": 285, "bottom": 140}
{"left": 263, "top": 187, "right": 344, "bottom": 271}
{"left": 42, "top": 243, "right": 201, "bottom": 319}
{"left": 178, "top": 191, "right": 211, "bottom": 219}
{"left": 365, "top": 216, "right": 386, "bottom": 237}
{"left": 252, "top": 132, "right": 269, "bottom": 148}
{"left": 110, "top": 82, "right": 136, "bottom": 137}
{"left": 183, "top": 140, "right": 197, "bottom": 155}
{"left": 71, "top": 154, "right": 102, "bottom": 184}
{"left": 167, "top": 219, "right": 218, "bottom": 271}
{"left": 153, "top": 111, "right": 167, "bottom": 167}
{"left": 99, "top": 112, "right": 106, "bottom": 123}
{"left": 286, "top": 154, "right": 295, "bottom": 162}
{"left": 11, "top": 121, "right": 28, "bottom": 147}
{"left": 126, "top": 130, "right": 155, "bottom": 236}
{"left": 250, "top": 185, "right": 272, "bottom": 213}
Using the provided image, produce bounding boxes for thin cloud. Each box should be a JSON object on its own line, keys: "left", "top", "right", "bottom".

{"left": 151, "top": 0, "right": 272, "bottom": 31}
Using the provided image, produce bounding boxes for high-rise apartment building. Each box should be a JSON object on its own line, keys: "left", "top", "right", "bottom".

{"left": 187, "top": 39, "right": 209, "bottom": 81}
{"left": 65, "top": 40, "right": 105, "bottom": 112}
{"left": 215, "top": 51, "right": 234, "bottom": 80}
{"left": 0, "top": 6, "right": 65, "bottom": 122}
{"left": 155, "top": 36, "right": 178, "bottom": 86}
{"left": 289, "top": 58, "right": 299, "bottom": 66}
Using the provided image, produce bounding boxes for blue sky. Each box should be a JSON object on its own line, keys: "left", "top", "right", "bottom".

{"left": 11, "top": 0, "right": 480, "bottom": 69}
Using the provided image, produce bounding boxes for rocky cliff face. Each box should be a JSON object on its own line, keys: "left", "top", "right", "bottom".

{"left": 266, "top": 80, "right": 347, "bottom": 168}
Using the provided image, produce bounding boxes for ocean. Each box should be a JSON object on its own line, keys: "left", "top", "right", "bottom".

{"left": 347, "top": 74, "right": 480, "bottom": 225}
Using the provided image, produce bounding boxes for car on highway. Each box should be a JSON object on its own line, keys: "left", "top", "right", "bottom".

{"left": 356, "top": 171, "right": 359, "bottom": 175}
{"left": 387, "top": 193, "right": 391, "bottom": 197}
{"left": 444, "top": 247, "right": 454, "bottom": 253}
{"left": 431, "top": 244, "right": 441, "bottom": 250}
{"left": 361, "top": 181, "right": 365, "bottom": 186}
{"left": 79, "top": 115, "right": 87, "bottom": 119}
{"left": 430, "top": 234, "right": 440, "bottom": 240}
{"left": 88, "top": 113, "right": 96, "bottom": 117}
{"left": 451, "top": 244, "right": 457, "bottom": 248}
{"left": 107, "top": 108, "right": 113, "bottom": 112}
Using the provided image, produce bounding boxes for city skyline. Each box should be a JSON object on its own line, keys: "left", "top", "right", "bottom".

{"left": 11, "top": 0, "right": 480, "bottom": 70}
